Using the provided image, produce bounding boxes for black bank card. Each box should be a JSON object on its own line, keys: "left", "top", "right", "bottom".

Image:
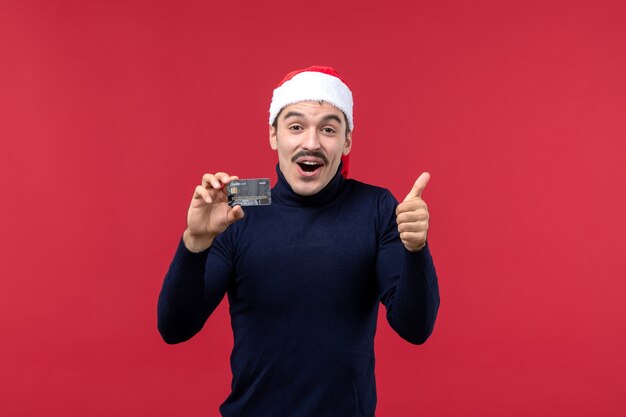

{"left": 227, "top": 178, "right": 271, "bottom": 207}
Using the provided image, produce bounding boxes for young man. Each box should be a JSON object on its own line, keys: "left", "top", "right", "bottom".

{"left": 158, "top": 66, "right": 440, "bottom": 417}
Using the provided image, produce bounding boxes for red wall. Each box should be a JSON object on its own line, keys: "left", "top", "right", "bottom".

{"left": 1, "top": 1, "right": 625, "bottom": 415}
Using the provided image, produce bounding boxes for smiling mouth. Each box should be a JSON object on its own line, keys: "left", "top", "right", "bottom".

{"left": 297, "top": 160, "right": 323, "bottom": 173}
{"left": 292, "top": 151, "right": 328, "bottom": 176}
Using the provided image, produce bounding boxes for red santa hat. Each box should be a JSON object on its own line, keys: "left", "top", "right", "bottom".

{"left": 269, "top": 66, "right": 353, "bottom": 177}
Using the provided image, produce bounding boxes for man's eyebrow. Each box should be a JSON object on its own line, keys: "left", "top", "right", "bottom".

{"left": 281, "top": 111, "right": 344, "bottom": 125}
{"left": 282, "top": 111, "right": 305, "bottom": 120}
{"left": 320, "top": 114, "right": 343, "bottom": 125}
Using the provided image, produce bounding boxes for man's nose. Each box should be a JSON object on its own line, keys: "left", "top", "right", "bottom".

{"left": 302, "top": 128, "right": 321, "bottom": 150}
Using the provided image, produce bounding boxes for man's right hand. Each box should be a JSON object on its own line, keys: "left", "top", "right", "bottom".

{"left": 183, "top": 172, "right": 245, "bottom": 253}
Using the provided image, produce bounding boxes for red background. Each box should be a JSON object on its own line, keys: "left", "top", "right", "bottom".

{"left": 1, "top": 0, "right": 625, "bottom": 416}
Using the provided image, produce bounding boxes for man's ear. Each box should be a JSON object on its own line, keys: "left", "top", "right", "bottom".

{"left": 269, "top": 125, "right": 277, "bottom": 150}
{"left": 343, "top": 131, "right": 352, "bottom": 155}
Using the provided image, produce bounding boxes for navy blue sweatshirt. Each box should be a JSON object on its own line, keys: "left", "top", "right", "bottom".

{"left": 158, "top": 166, "right": 440, "bottom": 417}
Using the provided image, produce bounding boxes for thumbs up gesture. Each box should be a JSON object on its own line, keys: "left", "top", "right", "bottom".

{"left": 396, "top": 172, "right": 431, "bottom": 252}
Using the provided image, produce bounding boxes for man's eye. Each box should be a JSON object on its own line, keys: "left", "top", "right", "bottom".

{"left": 289, "top": 125, "right": 303, "bottom": 131}
{"left": 322, "top": 127, "right": 336, "bottom": 134}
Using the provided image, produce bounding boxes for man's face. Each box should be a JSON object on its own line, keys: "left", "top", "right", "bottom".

{"left": 269, "top": 101, "right": 352, "bottom": 196}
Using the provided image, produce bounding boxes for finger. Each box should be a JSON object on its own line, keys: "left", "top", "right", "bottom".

{"left": 214, "top": 172, "right": 233, "bottom": 186}
{"left": 223, "top": 175, "right": 239, "bottom": 188}
{"left": 193, "top": 185, "right": 212, "bottom": 203}
{"left": 396, "top": 210, "right": 428, "bottom": 225}
{"left": 398, "top": 221, "right": 428, "bottom": 233}
{"left": 403, "top": 172, "right": 431, "bottom": 202}
{"left": 227, "top": 205, "right": 245, "bottom": 225}
{"left": 400, "top": 231, "right": 428, "bottom": 246}
{"left": 400, "top": 231, "right": 427, "bottom": 240}
{"left": 202, "top": 173, "right": 221, "bottom": 189}
{"left": 395, "top": 198, "right": 428, "bottom": 216}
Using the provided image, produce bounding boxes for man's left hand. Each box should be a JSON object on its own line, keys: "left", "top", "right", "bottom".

{"left": 396, "top": 172, "right": 430, "bottom": 252}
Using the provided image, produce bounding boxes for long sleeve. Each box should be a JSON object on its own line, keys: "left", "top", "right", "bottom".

{"left": 156, "top": 171, "right": 440, "bottom": 416}
{"left": 157, "top": 237, "right": 232, "bottom": 344}
{"left": 376, "top": 192, "right": 440, "bottom": 345}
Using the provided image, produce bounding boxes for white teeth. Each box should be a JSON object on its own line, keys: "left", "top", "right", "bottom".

{"left": 302, "top": 161, "right": 319, "bottom": 165}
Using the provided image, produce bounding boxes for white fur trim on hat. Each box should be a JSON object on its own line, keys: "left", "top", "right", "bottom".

{"left": 269, "top": 71, "right": 354, "bottom": 130}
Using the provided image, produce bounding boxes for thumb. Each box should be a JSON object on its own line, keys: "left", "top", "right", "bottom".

{"left": 227, "top": 205, "right": 245, "bottom": 226}
{"left": 403, "top": 172, "right": 431, "bottom": 202}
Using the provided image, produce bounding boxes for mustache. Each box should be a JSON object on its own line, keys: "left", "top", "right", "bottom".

{"left": 291, "top": 150, "right": 329, "bottom": 165}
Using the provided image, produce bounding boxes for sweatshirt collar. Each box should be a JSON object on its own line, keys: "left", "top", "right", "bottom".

{"left": 272, "top": 163, "right": 346, "bottom": 207}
